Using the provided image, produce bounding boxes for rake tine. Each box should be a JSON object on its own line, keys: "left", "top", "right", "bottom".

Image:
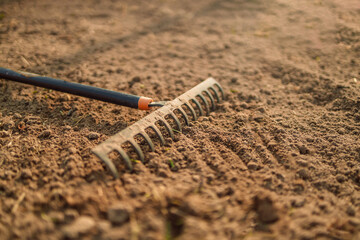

{"left": 177, "top": 106, "right": 190, "bottom": 126}
{"left": 170, "top": 112, "right": 182, "bottom": 132}
{"left": 94, "top": 152, "right": 119, "bottom": 179}
{"left": 197, "top": 93, "right": 210, "bottom": 115}
{"left": 116, "top": 147, "right": 133, "bottom": 171}
{"left": 214, "top": 83, "right": 224, "bottom": 100}
{"left": 159, "top": 118, "right": 175, "bottom": 140}
{"left": 150, "top": 125, "right": 166, "bottom": 145}
{"left": 140, "top": 131, "right": 155, "bottom": 152}
{"left": 129, "top": 140, "right": 145, "bottom": 163}
{"left": 204, "top": 89, "right": 216, "bottom": 110}
{"left": 208, "top": 87, "right": 219, "bottom": 104}
{"left": 191, "top": 98, "right": 204, "bottom": 116}
{"left": 184, "top": 102, "right": 197, "bottom": 121}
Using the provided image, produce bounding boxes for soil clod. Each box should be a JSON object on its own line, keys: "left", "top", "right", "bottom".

{"left": 107, "top": 204, "right": 130, "bottom": 225}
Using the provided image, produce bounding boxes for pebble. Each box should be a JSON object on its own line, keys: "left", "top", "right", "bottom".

{"left": 346, "top": 205, "right": 356, "bottom": 216}
{"left": 48, "top": 211, "right": 65, "bottom": 223}
{"left": 201, "top": 117, "right": 210, "bottom": 121}
{"left": 298, "top": 145, "right": 310, "bottom": 155}
{"left": 97, "top": 220, "right": 111, "bottom": 232}
{"left": 21, "top": 169, "right": 32, "bottom": 179}
{"left": 0, "top": 131, "right": 10, "bottom": 138}
{"left": 293, "top": 183, "right": 305, "bottom": 193}
{"left": 336, "top": 174, "right": 346, "bottom": 183}
{"left": 253, "top": 194, "right": 279, "bottom": 223}
{"left": 217, "top": 186, "right": 234, "bottom": 197}
{"left": 63, "top": 125, "right": 72, "bottom": 131}
{"left": 240, "top": 103, "right": 248, "bottom": 109}
{"left": 296, "top": 160, "right": 308, "bottom": 167}
{"left": 177, "top": 146, "right": 186, "bottom": 152}
{"left": 158, "top": 169, "right": 168, "bottom": 178}
{"left": 291, "top": 198, "right": 306, "bottom": 208}
{"left": 67, "top": 147, "right": 77, "bottom": 154}
{"left": 230, "top": 77, "right": 238, "bottom": 83}
{"left": 62, "top": 216, "right": 96, "bottom": 238}
{"left": 247, "top": 161, "right": 259, "bottom": 170}
{"left": 64, "top": 209, "right": 79, "bottom": 222}
{"left": 192, "top": 175, "right": 200, "bottom": 182}
{"left": 257, "top": 107, "right": 266, "bottom": 113}
{"left": 2, "top": 120, "right": 14, "bottom": 130}
{"left": 253, "top": 113, "right": 264, "bottom": 123}
{"left": 13, "top": 113, "right": 22, "bottom": 119}
{"left": 107, "top": 204, "right": 130, "bottom": 225}
{"left": 129, "top": 76, "right": 141, "bottom": 87}
{"left": 297, "top": 169, "right": 309, "bottom": 180}
{"left": 38, "top": 130, "right": 51, "bottom": 138}
{"left": 88, "top": 132, "right": 100, "bottom": 140}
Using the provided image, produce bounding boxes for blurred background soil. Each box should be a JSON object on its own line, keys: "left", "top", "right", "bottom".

{"left": 0, "top": 0, "right": 359, "bottom": 239}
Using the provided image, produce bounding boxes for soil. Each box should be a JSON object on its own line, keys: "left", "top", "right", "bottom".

{"left": 0, "top": 0, "right": 360, "bottom": 239}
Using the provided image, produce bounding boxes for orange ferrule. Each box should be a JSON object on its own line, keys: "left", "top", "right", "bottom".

{"left": 138, "top": 96, "right": 153, "bottom": 110}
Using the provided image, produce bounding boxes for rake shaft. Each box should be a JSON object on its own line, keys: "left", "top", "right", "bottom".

{"left": 0, "top": 67, "right": 154, "bottom": 110}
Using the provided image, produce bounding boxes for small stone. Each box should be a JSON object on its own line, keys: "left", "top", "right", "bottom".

{"left": 97, "top": 220, "right": 111, "bottom": 233}
{"left": 247, "top": 161, "right": 259, "bottom": 170}
{"left": 206, "top": 173, "right": 215, "bottom": 184}
{"left": 39, "top": 130, "right": 51, "bottom": 138}
{"left": 336, "top": 174, "right": 346, "bottom": 183}
{"left": 298, "top": 145, "right": 310, "bottom": 155}
{"left": 192, "top": 175, "right": 200, "bottom": 182}
{"left": 64, "top": 209, "right": 79, "bottom": 222}
{"left": 253, "top": 113, "right": 264, "bottom": 123}
{"left": 158, "top": 169, "right": 168, "bottom": 178}
{"left": 107, "top": 204, "right": 130, "bottom": 225}
{"left": 252, "top": 194, "right": 279, "bottom": 223}
{"left": 257, "top": 107, "right": 266, "bottom": 113}
{"left": 349, "top": 218, "right": 360, "bottom": 227}
{"left": 62, "top": 216, "right": 96, "bottom": 238}
{"left": 346, "top": 206, "right": 356, "bottom": 216}
{"left": 217, "top": 186, "right": 234, "bottom": 197}
{"left": 64, "top": 125, "right": 72, "bottom": 131}
{"left": 297, "top": 169, "right": 309, "bottom": 180}
{"left": 296, "top": 160, "right": 308, "bottom": 167}
{"left": 0, "top": 131, "right": 10, "bottom": 138}
{"left": 293, "top": 183, "right": 305, "bottom": 193}
{"left": 21, "top": 169, "right": 32, "bottom": 179}
{"left": 88, "top": 132, "right": 100, "bottom": 140}
{"left": 131, "top": 76, "right": 141, "bottom": 83}
{"left": 201, "top": 117, "right": 210, "bottom": 121}
{"left": 2, "top": 120, "right": 14, "bottom": 130}
{"left": 177, "top": 146, "right": 186, "bottom": 152}
{"left": 291, "top": 198, "right": 306, "bottom": 208}
{"left": 13, "top": 113, "right": 22, "bottom": 119}
{"left": 48, "top": 211, "right": 65, "bottom": 223}
{"left": 240, "top": 103, "right": 248, "bottom": 109}
{"left": 129, "top": 76, "right": 141, "bottom": 87}
{"left": 67, "top": 147, "right": 77, "bottom": 154}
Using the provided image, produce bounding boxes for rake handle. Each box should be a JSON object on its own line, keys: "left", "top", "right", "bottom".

{"left": 0, "top": 67, "right": 153, "bottom": 110}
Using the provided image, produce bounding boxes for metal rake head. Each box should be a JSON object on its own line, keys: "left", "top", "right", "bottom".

{"left": 92, "top": 78, "right": 224, "bottom": 178}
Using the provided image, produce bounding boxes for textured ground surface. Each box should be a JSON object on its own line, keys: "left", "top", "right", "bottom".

{"left": 0, "top": 0, "right": 360, "bottom": 239}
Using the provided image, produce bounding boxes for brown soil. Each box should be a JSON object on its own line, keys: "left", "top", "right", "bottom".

{"left": 1, "top": 0, "right": 360, "bottom": 239}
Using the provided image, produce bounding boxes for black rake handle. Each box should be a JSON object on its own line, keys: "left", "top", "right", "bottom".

{"left": 0, "top": 67, "right": 154, "bottom": 110}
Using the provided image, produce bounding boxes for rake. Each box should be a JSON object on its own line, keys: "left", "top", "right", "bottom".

{"left": 0, "top": 67, "right": 224, "bottom": 178}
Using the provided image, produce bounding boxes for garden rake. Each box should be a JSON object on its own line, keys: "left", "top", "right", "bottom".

{"left": 0, "top": 67, "right": 224, "bottom": 178}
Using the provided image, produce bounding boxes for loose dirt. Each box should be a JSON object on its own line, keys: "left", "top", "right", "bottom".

{"left": 0, "top": 0, "right": 359, "bottom": 239}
